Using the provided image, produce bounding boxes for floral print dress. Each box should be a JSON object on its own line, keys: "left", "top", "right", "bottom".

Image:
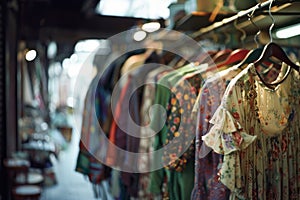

{"left": 203, "top": 63, "right": 300, "bottom": 199}
{"left": 191, "top": 67, "right": 243, "bottom": 200}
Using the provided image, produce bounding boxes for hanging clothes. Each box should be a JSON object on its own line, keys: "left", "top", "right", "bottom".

{"left": 149, "top": 62, "right": 213, "bottom": 200}
{"left": 76, "top": 34, "right": 300, "bottom": 200}
{"left": 119, "top": 52, "right": 162, "bottom": 198}
{"left": 76, "top": 50, "right": 145, "bottom": 198}
{"left": 75, "top": 77, "right": 111, "bottom": 198}
{"left": 161, "top": 70, "right": 203, "bottom": 200}
{"left": 149, "top": 63, "right": 202, "bottom": 197}
{"left": 138, "top": 66, "right": 171, "bottom": 200}
{"left": 154, "top": 59, "right": 234, "bottom": 199}
{"left": 191, "top": 66, "right": 244, "bottom": 200}
{"left": 190, "top": 48, "right": 287, "bottom": 199}
{"left": 203, "top": 63, "right": 300, "bottom": 199}
{"left": 103, "top": 51, "right": 164, "bottom": 199}
{"left": 190, "top": 64, "right": 279, "bottom": 199}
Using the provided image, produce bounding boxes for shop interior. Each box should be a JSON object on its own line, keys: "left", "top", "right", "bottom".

{"left": 1, "top": 0, "right": 300, "bottom": 199}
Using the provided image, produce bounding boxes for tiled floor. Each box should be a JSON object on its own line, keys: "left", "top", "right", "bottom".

{"left": 40, "top": 129, "right": 95, "bottom": 200}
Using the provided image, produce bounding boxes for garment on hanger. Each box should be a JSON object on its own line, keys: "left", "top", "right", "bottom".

{"left": 122, "top": 55, "right": 162, "bottom": 198}
{"left": 161, "top": 55, "right": 239, "bottom": 171}
{"left": 162, "top": 69, "right": 204, "bottom": 172}
{"left": 76, "top": 31, "right": 300, "bottom": 200}
{"left": 190, "top": 47, "right": 288, "bottom": 199}
{"left": 107, "top": 52, "right": 162, "bottom": 198}
{"left": 148, "top": 53, "right": 239, "bottom": 199}
{"left": 191, "top": 66, "right": 244, "bottom": 200}
{"left": 203, "top": 63, "right": 300, "bottom": 199}
{"left": 76, "top": 50, "right": 144, "bottom": 198}
{"left": 107, "top": 50, "right": 157, "bottom": 163}
{"left": 163, "top": 71, "right": 203, "bottom": 200}
{"left": 149, "top": 63, "right": 204, "bottom": 197}
{"left": 149, "top": 59, "right": 230, "bottom": 199}
{"left": 138, "top": 66, "right": 171, "bottom": 199}
{"left": 75, "top": 77, "right": 111, "bottom": 196}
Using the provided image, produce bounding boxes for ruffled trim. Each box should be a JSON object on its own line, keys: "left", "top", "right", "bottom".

{"left": 202, "top": 107, "right": 257, "bottom": 155}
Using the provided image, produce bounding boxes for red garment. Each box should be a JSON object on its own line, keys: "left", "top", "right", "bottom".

{"left": 106, "top": 77, "right": 131, "bottom": 166}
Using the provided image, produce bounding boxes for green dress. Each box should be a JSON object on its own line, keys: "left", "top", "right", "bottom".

{"left": 149, "top": 63, "right": 203, "bottom": 199}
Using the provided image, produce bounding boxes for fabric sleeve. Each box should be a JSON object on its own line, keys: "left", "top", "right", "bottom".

{"left": 201, "top": 82, "right": 257, "bottom": 191}
{"left": 202, "top": 106, "right": 256, "bottom": 155}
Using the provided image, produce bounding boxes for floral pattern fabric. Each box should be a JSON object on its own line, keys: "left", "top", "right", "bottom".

{"left": 162, "top": 71, "right": 203, "bottom": 171}
{"left": 191, "top": 67, "right": 243, "bottom": 200}
{"left": 149, "top": 63, "right": 202, "bottom": 196}
{"left": 203, "top": 63, "right": 300, "bottom": 199}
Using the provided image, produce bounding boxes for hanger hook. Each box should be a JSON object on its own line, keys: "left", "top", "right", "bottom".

{"left": 248, "top": 3, "right": 261, "bottom": 48}
{"left": 268, "top": 0, "right": 275, "bottom": 43}
{"left": 234, "top": 18, "right": 246, "bottom": 47}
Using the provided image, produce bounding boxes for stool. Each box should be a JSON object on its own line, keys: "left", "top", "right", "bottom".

{"left": 3, "top": 158, "right": 30, "bottom": 187}
{"left": 4, "top": 158, "right": 44, "bottom": 186}
{"left": 12, "top": 185, "right": 42, "bottom": 200}
{"left": 4, "top": 158, "right": 43, "bottom": 199}
{"left": 4, "top": 158, "right": 30, "bottom": 174}
{"left": 15, "top": 172, "right": 44, "bottom": 186}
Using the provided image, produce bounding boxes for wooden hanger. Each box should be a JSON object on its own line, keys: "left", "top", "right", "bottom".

{"left": 253, "top": 42, "right": 300, "bottom": 87}
{"left": 196, "top": 51, "right": 217, "bottom": 63}
{"left": 234, "top": 48, "right": 263, "bottom": 69}
{"left": 216, "top": 49, "right": 250, "bottom": 68}
{"left": 212, "top": 49, "right": 232, "bottom": 64}
{"left": 254, "top": 42, "right": 299, "bottom": 70}
{"left": 232, "top": 48, "right": 275, "bottom": 77}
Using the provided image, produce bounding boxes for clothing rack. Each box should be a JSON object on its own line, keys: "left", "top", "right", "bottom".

{"left": 259, "top": 11, "right": 300, "bottom": 15}
{"left": 191, "top": 0, "right": 295, "bottom": 39}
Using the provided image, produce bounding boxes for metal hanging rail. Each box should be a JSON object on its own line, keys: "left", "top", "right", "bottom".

{"left": 191, "top": 0, "right": 292, "bottom": 39}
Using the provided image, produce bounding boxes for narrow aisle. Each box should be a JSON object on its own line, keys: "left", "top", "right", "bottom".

{"left": 40, "top": 128, "right": 95, "bottom": 200}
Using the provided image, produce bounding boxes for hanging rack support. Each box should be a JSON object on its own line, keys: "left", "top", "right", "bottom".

{"left": 258, "top": 11, "right": 300, "bottom": 16}
{"left": 191, "top": 0, "right": 293, "bottom": 39}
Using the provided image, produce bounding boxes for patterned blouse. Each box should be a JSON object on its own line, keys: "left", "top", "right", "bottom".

{"left": 163, "top": 70, "right": 203, "bottom": 171}
{"left": 191, "top": 67, "right": 242, "bottom": 200}
{"left": 203, "top": 63, "right": 300, "bottom": 199}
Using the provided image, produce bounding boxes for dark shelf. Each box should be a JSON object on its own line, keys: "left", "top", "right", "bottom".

{"left": 174, "top": 11, "right": 236, "bottom": 31}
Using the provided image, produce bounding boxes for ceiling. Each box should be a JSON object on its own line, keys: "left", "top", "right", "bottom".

{"left": 19, "top": 0, "right": 152, "bottom": 61}
{"left": 19, "top": 0, "right": 300, "bottom": 61}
